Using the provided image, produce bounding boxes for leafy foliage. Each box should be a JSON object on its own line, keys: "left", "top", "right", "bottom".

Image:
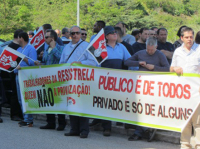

{"left": 0, "top": 0, "right": 200, "bottom": 42}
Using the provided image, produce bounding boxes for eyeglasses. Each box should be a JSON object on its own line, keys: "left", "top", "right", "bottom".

{"left": 70, "top": 32, "right": 80, "bottom": 35}
{"left": 81, "top": 33, "right": 87, "bottom": 36}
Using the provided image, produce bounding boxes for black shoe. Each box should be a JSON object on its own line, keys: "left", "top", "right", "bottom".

{"left": 57, "top": 125, "right": 65, "bottom": 131}
{"left": 11, "top": 116, "right": 22, "bottom": 121}
{"left": 103, "top": 130, "right": 111, "bottom": 136}
{"left": 147, "top": 129, "right": 157, "bottom": 142}
{"left": 89, "top": 119, "right": 101, "bottom": 126}
{"left": 40, "top": 124, "right": 55, "bottom": 129}
{"left": 64, "top": 132, "right": 79, "bottom": 136}
{"left": 128, "top": 134, "right": 142, "bottom": 141}
{"left": 0, "top": 117, "right": 3, "bottom": 123}
{"left": 80, "top": 134, "right": 88, "bottom": 138}
{"left": 18, "top": 121, "right": 33, "bottom": 127}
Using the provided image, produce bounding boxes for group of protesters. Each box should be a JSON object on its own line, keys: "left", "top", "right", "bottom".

{"left": 0, "top": 20, "right": 200, "bottom": 149}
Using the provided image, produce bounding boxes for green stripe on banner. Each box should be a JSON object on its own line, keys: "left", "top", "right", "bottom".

{"left": 25, "top": 111, "right": 181, "bottom": 132}
{"left": 21, "top": 63, "right": 200, "bottom": 78}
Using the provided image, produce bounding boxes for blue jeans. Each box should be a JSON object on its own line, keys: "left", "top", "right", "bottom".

{"left": 16, "top": 75, "right": 33, "bottom": 123}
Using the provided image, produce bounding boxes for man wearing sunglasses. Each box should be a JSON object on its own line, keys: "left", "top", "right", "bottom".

{"left": 35, "top": 29, "right": 66, "bottom": 131}
{"left": 60, "top": 26, "right": 98, "bottom": 138}
{"left": 81, "top": 28, "right": 87, "bottom": 41}
{"left": 96, "top": 26, "right": 131, "bottom": 137}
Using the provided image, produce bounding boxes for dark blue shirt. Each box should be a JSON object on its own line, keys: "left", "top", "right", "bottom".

{"left": 131, "top": 42, "right": 146, "bottom": 55}
{"left": 157, "top": 41, "right": 175, "bottom": 64}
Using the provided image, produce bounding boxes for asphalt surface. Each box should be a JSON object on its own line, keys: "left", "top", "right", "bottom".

{"left": 0, "top": 115, "right": 180, "bottom": 149}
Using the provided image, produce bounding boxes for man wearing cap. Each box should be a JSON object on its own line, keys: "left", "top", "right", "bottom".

{"left": 98, "top": 26, "right": 131, "bottom": 136}
{"left": 60, "top": 25, "right": 98, "bottom": 138}
{"left": 115, "top": 22, "right": 136, "bottom": 45}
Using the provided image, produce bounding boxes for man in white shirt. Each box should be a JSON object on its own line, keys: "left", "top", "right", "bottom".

{"left": 170, "top": 27, "right": 200, "bottom": 149}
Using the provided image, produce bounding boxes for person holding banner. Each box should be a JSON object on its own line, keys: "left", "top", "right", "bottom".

{"left": 60, "top": 25, "right": 98, "bottom": 138}
{"left": 35, "top": 29, "right": 66, "bottom": 131}
{"left": 124, "top": 37, "right": 169, "bottom": 142}
{"left": 99, "top": 26, "right": 131, "bottom": 136}
{"left": 15, "top": 32, "right": 37, "bottom": 127}
{"left": 170, "top": 27, "right": 200, "bottom": 149}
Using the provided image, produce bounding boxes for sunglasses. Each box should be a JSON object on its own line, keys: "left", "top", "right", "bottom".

{"left": 108, "top": 31, "right": 117, "bottom": 35}
{"left": 81, "top": 33, "right": 87, "bottom": 36}
{"left": 70, "top": 32, "right": 80, "bottom": 35}
{"left": 45, "top": 36, "right": 51, "bottom": 39}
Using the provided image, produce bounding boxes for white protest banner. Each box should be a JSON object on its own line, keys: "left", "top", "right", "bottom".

{"left": 18, "top": 64, "right": 200, "bottom": 132}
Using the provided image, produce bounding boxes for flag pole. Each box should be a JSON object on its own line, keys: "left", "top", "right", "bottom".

{"left": 26, "top": 56, "right": 36, "bottom": 62}
{"left": 77, "top": 0, "right": 79, "bottom": 26}
{"left": 77, "top": 50, "right": 86, "bottom": 61}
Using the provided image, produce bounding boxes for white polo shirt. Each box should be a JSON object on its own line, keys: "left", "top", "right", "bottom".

{"left": 171, "top": 43, "right": 200, "bottom": 74}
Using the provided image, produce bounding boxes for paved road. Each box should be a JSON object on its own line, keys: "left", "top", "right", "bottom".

{"left": 0, "top": 115, "right": 180, "bottom": 149}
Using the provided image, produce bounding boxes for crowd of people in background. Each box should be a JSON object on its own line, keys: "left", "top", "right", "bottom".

{"left": 0, "top": 21, "right": 200, "bottom": 148}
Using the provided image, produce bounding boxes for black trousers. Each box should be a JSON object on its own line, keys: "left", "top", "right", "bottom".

{"left": 91, "top": 119, "right": 112, "bottom": 130}
{"left": 46, "top": 114, "right": 66, "bottom": 126}
{"left": 0, "top": 77, "right": 6, "bottom": 116}
{"left": 10, "top": 72, "right": 22, "bottom": 118}
{"left": 102, "top": 120, "right": 112, "bottom": 130}
{"left": 69, "top": 115, "right": 89, "bottom": 135}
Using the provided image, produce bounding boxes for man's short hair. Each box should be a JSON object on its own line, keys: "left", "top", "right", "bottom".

{"left": 14, "top": 29, "right": 23, "bottom": 39}
{"left": 28, "top": 31, "right": 34, "bottom": 36}
{"left": 157, "top": 28, "right": 168, "bottom": 35}
{"left": 46, "top": 29, "right": 58, "bottom": 41}
{"left": 176, "top": 26, "right": 187, "bottom": 37}
{"left": 139, "top": 28, "right": 149, "bottom": 34}
{"left": 195, "top": 31, "right": 200, "bottom": 44}
{"left": 151, "top": 27, "right": 158, "bottom": 30}
{"left": 81, "top": 28, "right": 86, "bottom": 31}
{"left": 116, "top": 22, "right": 128, "bottom": 29}
{"left": 97, "top": 21, "right": 106, "bottom": 28}
{"left": 131, "top": 29, "right": 140, "bottom": 36}
{"left": 114, "top": 27, "right": 123, "bottom": 37}
{"left": 70, "top": 25, "right": 81, "bottom": 33}
{"left": 146, "top": 37, "right": 157, "bottom": 47}
{"left": 43, "top": 24, "right": 52, "bottom": 30}
{"left": 62, "top": 28, "right": 69, "bottom": 34}
{"left": 18, "top": 32, "right": 29, "bottom": 42}
{"left": 181, "top": 27, "right": 194, "bottom": 37}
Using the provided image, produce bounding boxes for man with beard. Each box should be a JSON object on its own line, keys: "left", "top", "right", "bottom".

{"left": 157, "top": 28, "right": 174, "bottom": 64}
{"left": 90, "top": 21, "right": 106, "bottom": 42}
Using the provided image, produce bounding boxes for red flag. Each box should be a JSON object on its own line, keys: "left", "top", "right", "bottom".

{"left": 87, "top": 29, "right": 108, "bottom": 65}
{"left": 0, "top": 46, "right": 25, "bottom": 72}
{"left": 30, "top": 26, "right": 45, "bottom": 51}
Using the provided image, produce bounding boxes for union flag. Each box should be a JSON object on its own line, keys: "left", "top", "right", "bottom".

{"left": 30, "top": 26, "right": 45, "bottom": 51}
{"left": 0, "top": 46, "right": 25, "bottom": 72}
{"left": 87, "top": 29, "right": 108, "bottom": 65}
